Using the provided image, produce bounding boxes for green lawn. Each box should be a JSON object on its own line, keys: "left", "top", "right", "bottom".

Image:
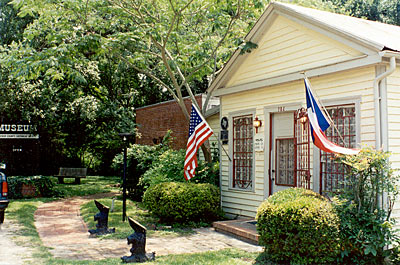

{"left": 43, "top": 249, "right": 260, "bottom": 265}
{"left": 81, "top": 198, "right": 201, "bottom": 239}
{"left": 54, "top": 175, "right": 121, "bottom": 197}
{"left": 5, "top": 176, "right": 263, "bottom": 264}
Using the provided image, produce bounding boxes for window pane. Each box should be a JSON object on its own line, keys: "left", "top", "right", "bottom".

{"left": 320, "top": 104, "right": 356, "bottom": 195}
{"left": 276, "top": 138, "right": 295, "bottom": 186}
{"left": 232, "top": 115, "right": 253, "bottom": 190}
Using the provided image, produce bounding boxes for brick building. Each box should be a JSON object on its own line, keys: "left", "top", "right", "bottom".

{"left": 136, "top": 94, "right": 219, "bottom": 150}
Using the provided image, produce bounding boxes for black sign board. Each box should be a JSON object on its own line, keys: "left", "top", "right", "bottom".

{"left": 220, "top": 130, "right": 228, "bottom": 145}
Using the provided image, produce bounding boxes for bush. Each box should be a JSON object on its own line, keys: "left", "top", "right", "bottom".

{"left": 143, "top": 182, "right": 221, "bottom": 224}
{"left": 256, "top": 188, "right": 340, "bottom": 265}
{"left": 112, "top": 131, "right": 220, "bottom": 200}
{"left": 8, "top": 175, "right": 59, "bottom": 199}
{"left": 334, "top": 147, "right": 400, "bottom": 264}
{"left": 112, "top": 143, "right": 165, "bottom": 200}
{"left": 140, "top": 149, "right": 219, "bottom": 189}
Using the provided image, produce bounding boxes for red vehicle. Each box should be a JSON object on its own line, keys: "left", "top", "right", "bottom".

{"left": 0, "top": 164, "right": 9, "bottom": 223}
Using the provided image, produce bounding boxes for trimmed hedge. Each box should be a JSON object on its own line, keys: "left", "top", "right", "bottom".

{"left": 256, "top": 188, "right": 340, "bottom": 264}
{"left": 143, "top": 182, "right": 221, "bottom": 224}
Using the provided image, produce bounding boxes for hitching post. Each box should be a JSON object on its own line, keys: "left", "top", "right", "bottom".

{"left": 119, "top": 132, "right": 133, "bottom": 222}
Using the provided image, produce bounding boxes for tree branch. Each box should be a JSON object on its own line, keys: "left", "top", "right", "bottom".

{"left": 165, "top": 48, "right": 200, "bottom": 112}
{"left": 115, "top": 52, "right": 190, "bottom": 119}
{"left": 181, "top": 2, "right": 240, "bottom": 87}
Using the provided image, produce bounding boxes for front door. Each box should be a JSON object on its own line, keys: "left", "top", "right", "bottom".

{"left": 269, "top": 109, "right": 311, "bottom": 195}
{"left": 270, "top": 111, "right": 295, "bottom": 194}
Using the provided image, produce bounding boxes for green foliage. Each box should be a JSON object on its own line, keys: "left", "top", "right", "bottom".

{"left": 143, "top": 182, "right": 221, "bottom": 224}
{"left": 140, "top": 149, "right": 186, "bottom": 187}
{"left": 322, "top": 0, "right": 400, "bottom": 26}
{"left": 113, "top": 132, "right": 219, "bottom": 200}
{"left": 112, "top": 141, "right": 167, "bottom": 200}
{"left": 256, "top": 188, "right": 340, "bottom": 264}
{"left": 8, "top": 175, "right": 59, "bottom": 198}
{"left": 0, "top": 0, "right": 34, "bottom": 45}
{"left": 140, "top": 149, "right": 220, "bottom": 189}
{"left": 334, "top": 147, "right": 400, "bottom": 264}
{"left": 1, "top": 0, "right": 266, "bottom": 167}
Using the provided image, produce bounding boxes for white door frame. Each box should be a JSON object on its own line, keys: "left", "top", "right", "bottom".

{"left": 263, "top": 102, "right": 302, "bottom": 198}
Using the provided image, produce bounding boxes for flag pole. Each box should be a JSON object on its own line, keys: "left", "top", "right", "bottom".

{"left": 301, "top": 72, "right": 348, "bottom": 147}
{"left": 211, "top": 133, "right": 232, "bottom": 162}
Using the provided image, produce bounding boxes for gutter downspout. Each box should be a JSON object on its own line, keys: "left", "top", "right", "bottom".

{"left": 373, "top": 55, "right": 396, "bottom": 214}
{"left": 373, "top": 55, "right": 396, "bottom": 150}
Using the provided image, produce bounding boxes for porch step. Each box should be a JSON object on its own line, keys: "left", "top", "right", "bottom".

{"left": 212, "top": 218, "right": 260, "bottom": 245}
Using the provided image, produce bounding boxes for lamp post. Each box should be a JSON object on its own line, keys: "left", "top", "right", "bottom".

{"left": 119, "top": 132, "right": 133, "bottom": 222}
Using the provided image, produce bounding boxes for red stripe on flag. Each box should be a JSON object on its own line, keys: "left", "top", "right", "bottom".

{"left": 184, "top": 107, "right": 213, "bottom": 180}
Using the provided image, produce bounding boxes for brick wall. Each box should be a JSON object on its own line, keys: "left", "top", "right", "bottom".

{"left": 136, "top": 96, "right": 203, "bottom": 150}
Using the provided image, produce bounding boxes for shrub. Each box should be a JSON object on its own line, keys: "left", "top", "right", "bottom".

{"left": 140, "top": 149, "right": 219, "bottom": 189}
{"left": 112, "top": 143, "right": 165, "bottom": 200}
{"left": 112, "top": 131, "right": 220, "bottom": 200}
{"left": 256, "top": 188, "right": 340, "bottom": 264}
{"left": 334, "top": 147, "right": 400, "bottom": 264}
{"left": 143, "top": 182, "right": 221, "bottom": 224}
{"left": 8, "top": 175, "right": 58, "bottom": 199}
{"left": 140, "top": 149, "right": 186, "bottom": 188}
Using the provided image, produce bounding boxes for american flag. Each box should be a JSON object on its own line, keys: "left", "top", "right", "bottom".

{"left": 184, "top": 104, "right": 213, "bottom": 180}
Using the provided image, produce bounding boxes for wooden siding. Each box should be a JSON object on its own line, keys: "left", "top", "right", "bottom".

{"left": 197, "top": 113, "right": 220, "bottom": 161}
{"left": 206, "top": 113, "right": 220, "bottom": 150}
{"left": 386, "top": 67, "right": 400, "bottom": 229}
{"left": 220, "top": 67, "right": 375, "bottom": 217}
{"left": 226, "top": 15, "right": 363, "bottom": 88}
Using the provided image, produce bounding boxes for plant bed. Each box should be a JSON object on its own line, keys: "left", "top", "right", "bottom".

{"left": 21, "top": 183, "right": 40, "bottom": 197}
{"left": 8, "top": 176, "right": 56, "bottom": 199}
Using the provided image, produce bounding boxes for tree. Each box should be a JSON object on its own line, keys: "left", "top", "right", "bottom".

{"left": 0, "top": 0, "right": 33, "bottom": 45}
{"left": 0, "top": 0, "right": 144, "bottom": 172}
{"left": 4, "top": 0, "right": 265, "bottom": 162}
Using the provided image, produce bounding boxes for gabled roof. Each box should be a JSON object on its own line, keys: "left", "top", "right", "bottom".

{"left": 275, "top": 2, "right": 400, "bottom": 52}
{"left": 209, "top": 2, "right": 400, "bottom": 95}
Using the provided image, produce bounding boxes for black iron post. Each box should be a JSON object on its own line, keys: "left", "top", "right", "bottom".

{"left": 119, "top": 132, "right": 132, "bottom": 222}
{"left": 123, "top": 141, "right": 127, "bottom": 222}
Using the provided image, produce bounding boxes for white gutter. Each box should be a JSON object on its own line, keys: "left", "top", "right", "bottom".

{"left": 373, "top": 55, "right": 396, "bottom": 150}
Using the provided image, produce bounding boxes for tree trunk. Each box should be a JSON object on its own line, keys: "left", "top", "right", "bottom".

{"left": 201, "top": 140, "right": 212, "bottom": 163}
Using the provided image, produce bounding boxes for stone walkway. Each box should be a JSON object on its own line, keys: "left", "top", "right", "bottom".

{"left": 34, "top": 193, "right": 263, "bottom": 261}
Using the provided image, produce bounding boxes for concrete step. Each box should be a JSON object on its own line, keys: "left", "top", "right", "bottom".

{"left": 212, "top": 218, "right": 260, "bottom": 245}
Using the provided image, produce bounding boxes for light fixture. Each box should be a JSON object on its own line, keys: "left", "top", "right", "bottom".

{"left": 253, "top": 117, "right": 262, "bottom": 133}
{"left": 299, "top": 108, "right": 308, "bottom": 124}
{"left": 300, "top": 115, "right": 308, "bottom": 125}
{"left": 297, "top": 108, "right": 308, "bottom": 130}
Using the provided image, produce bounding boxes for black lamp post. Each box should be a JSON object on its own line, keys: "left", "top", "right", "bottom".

{"left": 119, "top": 132, "right": 133, "bottom": 222}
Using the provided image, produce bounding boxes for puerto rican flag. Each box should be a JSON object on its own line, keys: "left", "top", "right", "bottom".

{"left": 184, "top": 104, "right": 213, "bottom": 180}
{"left": 305, "top": 78, "right": 359, "bottom": 155}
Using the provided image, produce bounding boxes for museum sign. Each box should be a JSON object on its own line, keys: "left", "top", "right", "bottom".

{"left": 0, "top": 124, "right": 39, "bottom": 139}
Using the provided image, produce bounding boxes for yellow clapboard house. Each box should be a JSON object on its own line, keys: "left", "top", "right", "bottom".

{"left": 209, "top": 2, "right": 400, "bottom": 228}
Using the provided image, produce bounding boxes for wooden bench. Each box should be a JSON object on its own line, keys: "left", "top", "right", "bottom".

{"left": 56, "top": 168, "right": 87, "bottom": 184}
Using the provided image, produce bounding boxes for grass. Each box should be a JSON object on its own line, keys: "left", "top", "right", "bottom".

{"left": 81, "top": 198, "right": 200, "bottom": 239}
{"left": 43, "top": 248, "right": 260, "bottom": 265}
{"left": 5, "top": 176, "right": 263, "bottom": 264}
{"left": 54, "top": 175, "right": 121, "bottom": 197}
{"left": 6, "top": 199, "right": 54, "bottom": 263}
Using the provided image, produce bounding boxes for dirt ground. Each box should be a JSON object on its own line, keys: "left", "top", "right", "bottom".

{"left": 0, "top": 221, "right": 34, "bottom": 265}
